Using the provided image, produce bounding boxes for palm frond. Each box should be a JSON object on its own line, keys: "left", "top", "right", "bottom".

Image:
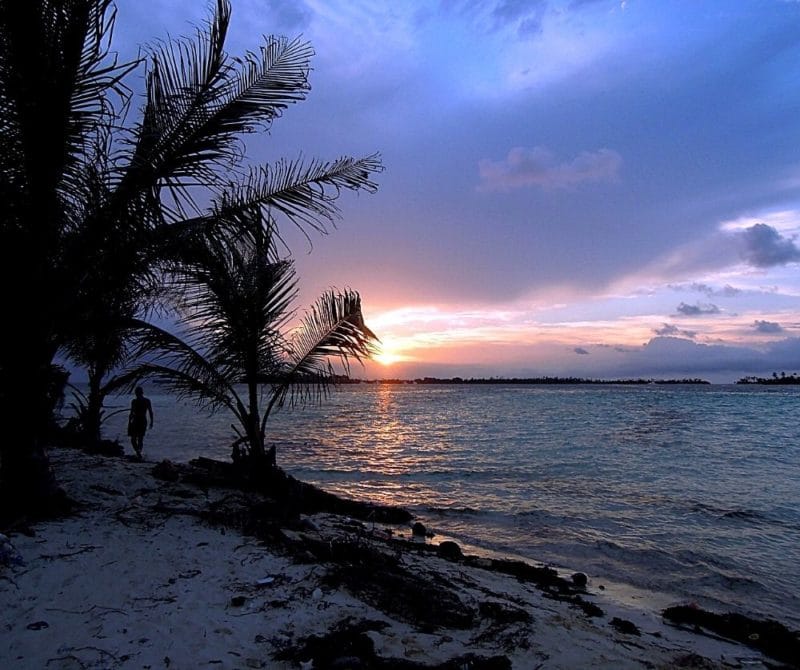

{"left": 171, "top": 153, "right": 383, "bottom": 244}
{"left": 125, "top": 317, "right": 241, "bottom": 417}
{"left": 171, "top": 222, "right": 298, "bottom": 382}
{"left": 120, "top": 0, "right": 313, "bottom": 212}
{"left": 0, "top": 0, "right": 135, "bottom": 211}
{"left": 268, "top": 289, "right": 378, "bottom": 415}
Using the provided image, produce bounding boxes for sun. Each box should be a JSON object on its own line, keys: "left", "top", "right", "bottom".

{"left": 373, "top": 340, "right": 406, "bottom": 366}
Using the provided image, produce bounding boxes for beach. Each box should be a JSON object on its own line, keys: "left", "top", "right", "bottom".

{"left": 2, "top": 446, "right": 792, "bottom": 670}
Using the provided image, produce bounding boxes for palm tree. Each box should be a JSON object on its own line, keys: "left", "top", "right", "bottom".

{"left": 130, "top": 216, "right": 378, "bottom": 471}
{"left": 0, "top": 0, "right": 381, "bottom": 515}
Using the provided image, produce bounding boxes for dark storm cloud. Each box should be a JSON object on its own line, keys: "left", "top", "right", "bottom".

{"left": 754, "top": 320, "right": 784, "bottom": 334}
{"left": 654, "top": 323, "right": 697, "bottom": 339}
{"left": 740, "top": 224, "right": 800, "bottom": 268}
{"left": 675, "top": 303, "right": 721, "bottom": 317}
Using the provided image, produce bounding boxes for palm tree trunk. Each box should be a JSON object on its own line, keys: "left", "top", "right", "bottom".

{"left": 246, "top": 379, "right": 264, "bottom": 459}
{"left": 0, "top": 341, "right": 68, "bottom": 522}
{"left": 84, "top": 371, "right": 104, "bottom": 446}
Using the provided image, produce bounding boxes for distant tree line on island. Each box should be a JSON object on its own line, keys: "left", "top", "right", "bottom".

{"left": 736, "top": 372, "right": 800, "bottom": 385}
{"left": 333, "top": 376, "right": 711, "bottom": 385}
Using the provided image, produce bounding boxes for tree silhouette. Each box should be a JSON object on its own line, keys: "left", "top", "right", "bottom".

{"left": 130, "top": 216, "right": 377, "bottom": 472}
{"left": 0, "top": 0, "right": 381, "bottom": 516}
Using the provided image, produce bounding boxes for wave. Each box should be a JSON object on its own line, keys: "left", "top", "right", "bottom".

{"left": 424, "top": 506, "right": 484, "bottom": 516}
{"left": 685, "top": 500, "right": 800, "bottom": 530}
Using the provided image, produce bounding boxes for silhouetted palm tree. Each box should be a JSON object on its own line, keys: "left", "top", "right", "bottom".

{"left": 130, "top": 216, "right": 378, "bottom": 470}
{"left": 0, "top": 0, "right": 381, "bottom": 515}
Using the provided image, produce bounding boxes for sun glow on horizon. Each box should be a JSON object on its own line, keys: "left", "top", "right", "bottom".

{"left": 373, "top": 338, "right": 411, "bottom": 366}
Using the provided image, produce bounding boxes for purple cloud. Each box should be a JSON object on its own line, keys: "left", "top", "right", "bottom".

{"left": 740, "top": 224, "right": 800, "bottom": 267}
{"left": 681, "top": 283, "right": 742, "bottom": 298}
{"left": 675, "top": 302, "right": 721, "bottom": 317}
{"left": 654, "top": 323, "right": 697, "bottom": 338}
{"left": 478, "top": 146, "right": 622, "bottom": 191}
{"left": 574, "top": 347, "right": 590, "bottom": 355}
{"left": 754, "top": 320, "right": 783, "bottom": 334}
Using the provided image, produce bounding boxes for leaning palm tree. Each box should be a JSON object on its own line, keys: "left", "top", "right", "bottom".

{"left": 131, "top": 215, "right": 378, "bottom": 471}
{"left": 0, "top": 0, "right": 381, "bottom": 515}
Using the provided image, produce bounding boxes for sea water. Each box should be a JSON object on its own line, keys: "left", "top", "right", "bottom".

{"left": 97, "top": 383, "right": 800, "bottom": 628}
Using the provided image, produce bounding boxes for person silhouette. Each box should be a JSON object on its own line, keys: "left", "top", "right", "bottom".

{"left": 128, "top": 386, "right": 154, "bottom": 460}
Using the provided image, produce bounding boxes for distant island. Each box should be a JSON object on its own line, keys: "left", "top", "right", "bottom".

{"left": 736, "top": 373, "right": 800, "bottom": 385}
{"left": 336, "top": 376, "right": 711, "bottom": 385}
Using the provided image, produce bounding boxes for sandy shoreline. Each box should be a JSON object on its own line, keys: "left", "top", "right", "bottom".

{"left": 0, "top": 447, "right": 789, "bottom": 669}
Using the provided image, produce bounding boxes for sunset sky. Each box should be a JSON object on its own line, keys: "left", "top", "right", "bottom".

{"left": 115, "top": 0, "right": 800, "bottom": 382}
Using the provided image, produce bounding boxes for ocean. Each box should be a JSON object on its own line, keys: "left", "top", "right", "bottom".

{"left": 96, "top": 382, "right": 800, "bottom": 628}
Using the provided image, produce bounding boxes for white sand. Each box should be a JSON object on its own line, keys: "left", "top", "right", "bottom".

{"left": 0, "top": 448, "right": 772, "bottom": 669}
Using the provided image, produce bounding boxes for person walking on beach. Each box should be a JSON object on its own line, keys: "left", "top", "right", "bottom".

{"left": 128, "top": 386, "right": 154, "bottom": 460}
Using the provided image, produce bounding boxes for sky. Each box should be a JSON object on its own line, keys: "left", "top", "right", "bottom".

{"left": 112, "top": 0, "right": 800, "bottom": 382}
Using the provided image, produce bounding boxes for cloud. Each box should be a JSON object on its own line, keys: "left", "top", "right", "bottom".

{"left": 654, "top": 323, "right": 697, "bottom": 339}
{"left": 754, "top": 320, "right": 784, "bottom": 334}
{"left": 615, "top": 337, "right": 800, "bottom": 378}
{"left": 478, "top": 146, "right": 622, "bottom": 191}
{"left": 573, "top": 347, "right": 590, "bottom": 355}
{"left": 492, "top": 0, "right": 548, "bottom": 37}
{"left": 625, "top": 215, "right": 800, "bottom": 290}
{"left": 686, "top": 283, "right": 742, "bottom": 298}
{"left": 264, "top": 0, "right": 313, "bottom": 31}
{"left": 740, "top": 223, "right": 800, "bottom": 268}
{"left": 492, "top": 0, "right": 546, "bottom": 23}
{"left": 675, "top": 302, "right": 721, "bottom": 317}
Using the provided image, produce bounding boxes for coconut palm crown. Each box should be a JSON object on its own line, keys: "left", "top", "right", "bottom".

{"left": 131, "top": 215, "right": 378, "bottom": 468}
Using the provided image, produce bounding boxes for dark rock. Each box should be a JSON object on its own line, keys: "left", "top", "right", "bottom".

{"left": 152, "top": 460, "right": 180, "bottom": 482}
{"left": 274, "top": 619, "right": 511, "bottom": 669}
{"left": 473, "top": 557, "right": 563, "bottom": 589}
{"left": 171, "top": 488, "right": 198, "bottom": 499}
{"left": 437, "top": 540, "right": 463, "bottom": 560}
{"left": 610, "top": 617, "right": 641, "bottom": 636}
{"left": 438, "top": 656, "right": 512, "bottom": 670}
{"left": 313, "top": 539, "right": 474, "bottom": 630}
{"left": 230, "top": 595, "right": 247, "bottom": 607}
{"left": 412, "top": 522, "right": 427, "bottom": 537}
{"left": 571, "top": 572, "right": 588, "bottom": 588}
{"left": 299, "top": 517, "right": 320, "bottom": 532}
{"left": 89, "top": 484, "right": 124, "bottom": 496}
{"left": 26, "top": 621, "right": 49, "bottom": 630}
{"left": 663, "top": 605, "right": 800, "bottom": 666}
{"left": 671, "top": 653, "right": 721, "bottom": 668}
{"left": 573, "top": 596, "right": 604, "bottom": 618}
{"left": 273, "top": 624, "right": 376, "bottom": 667}
{"left": 479, "top": 601, "right": 533, "bottom": 625}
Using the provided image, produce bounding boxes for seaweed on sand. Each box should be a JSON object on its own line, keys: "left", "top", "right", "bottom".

{"left": 663, "top": 605, "right": 800, "bottom": 667}
{"left": 273, "top": 617, "right": 512, "bottom": 669}
{"left": 181, "top": 456, "right": 412, "bottom": 524}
